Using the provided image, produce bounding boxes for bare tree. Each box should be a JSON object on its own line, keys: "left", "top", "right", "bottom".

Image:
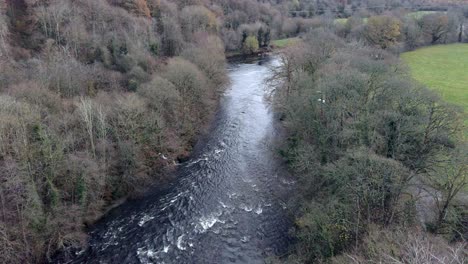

{"left": 423, "top": 148, "right": 467, "bottom": 232}
{"left": 0, "top": 10, "right": 8, "bottom": 58}
{"left": 180, "top": 5, "right": 218, "bottom": 39}
{"left": 78, "top": 98, "right": 96, "bottom": 158}
{"left": 420, "top": 14, "right": 451, "bottom": 44}
{"left": 384, "top": 232, "right": 467, "bottom": 264}
{"left": 36, "top": 0, "right": 71, "bottom": 42}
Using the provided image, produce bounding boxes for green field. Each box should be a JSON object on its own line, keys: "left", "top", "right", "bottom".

{"left": 334, "top": 11, "right": 442, "bottom": 25}
{"left": 407, "top": 11, "right": 442, "bottom": 19}
{"left": 402, "top": 44, "right": 468, "bottom": 133}
{"left": 335, "top": 18, "right": 349, "bottom": 25}
{"left": 272, "top": 37, "right": 301, "bottom": 48}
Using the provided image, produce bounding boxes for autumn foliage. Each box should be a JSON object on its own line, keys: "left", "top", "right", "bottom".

{"left": 364, "top": 16, "right": 402, "bottom": 49}
{"left": 110, "top": 0, "right": 151, "bottom": 17}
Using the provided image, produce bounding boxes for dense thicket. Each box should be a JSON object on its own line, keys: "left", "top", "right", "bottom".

{"left": 272, "top": 29, "right": 467, "bottom": 263}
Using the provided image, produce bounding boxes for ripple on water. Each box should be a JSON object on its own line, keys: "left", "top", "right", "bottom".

{"left": 240, "top": 204, "right": 253, "bottom": 212}
{"left": 177, "top": 235, "right": 187, "bottom": 250}
{"left": 137, "top": 247, "right": 157, "bottom": 264}
{"left": 255, "top": 207, "right": 263, "bottom": 215}
{"left": 197, "top": 214, "right": 225, "bottom": 233}
{"left": 138, "top": 214, "right": 155, "bottom": 227}
{"left": 163, "top": 245, "right": 170, "bottom": 253}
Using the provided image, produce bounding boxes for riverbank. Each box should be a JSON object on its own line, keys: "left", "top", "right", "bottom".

{"left": 225, "top": 36, "right": 305, "bottom": 62}
{"left": 60, "top": 55, "right": 296, "bottom": 264}
{"left": 225, "top": 47, "right": 272, "bottom": 61}
{"left": 273, "top": 29, "right": 467, "bottom": 263}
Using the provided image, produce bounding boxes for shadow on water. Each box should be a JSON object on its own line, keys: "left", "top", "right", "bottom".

{"left": 63, "top": 55, "right": 296, "bottom": 264}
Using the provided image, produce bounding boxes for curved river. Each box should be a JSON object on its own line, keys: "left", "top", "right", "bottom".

{"left": 68, "top": 56, "right": 295, "bottom": 264}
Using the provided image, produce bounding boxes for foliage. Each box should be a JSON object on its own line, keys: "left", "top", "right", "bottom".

{"left": 420, "top": 13, "right": 452, "bottom": 44}
{"left": 181, "top": 35, "right": 227, "bottom": 87}
{"left": 111, "top": 0, "right": 151, "bottom": 17}
{"left": 423, "top": 147, "right": 467, "bottom": 234}
{"left": 181, "top": 5, "right": 218, "bottom": 39}
{"left": 243, "top": 35, "right": 259, "bottom": 54}
{"left": 408, "top": 11, "right": 441, "bottom": 20}
{"left": 295, "top": 150, "right": 411, "bottom": 261}
{"left": 364, "top": 15, "right": 402, "bottom": 49}
{"left": 272, "top": 28, "right": 465, "bottom": 262}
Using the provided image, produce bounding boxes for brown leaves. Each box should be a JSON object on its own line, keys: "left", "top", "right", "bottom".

{"left": 365, "top": 15, "right": 402, "bottom": 49}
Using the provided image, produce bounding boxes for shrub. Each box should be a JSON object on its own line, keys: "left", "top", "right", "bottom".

{"left": 420, "top": 13, "right": 452, "bottom": 44}
{"left": 8, "top": 81, "right": 62, "bottom": 114}
{"left": 364, "top": 15, "right": 402, "bottom": 49}
{"left": 163, "top": 57, "right": 212, "bottom": 138}
{"left": 293, "top": 149, "right": 412, "bottom": 262}
{"left": 180, "top": 5, "right": 218, "bottom": 39}
{"left": 127, "top": 66, "right": 150, "bottom": 91}
{"left": 295, "top": 200, "right": 355, "bottom": 260}
{"left": 110, "top": 0, "right": 151, "bottom": 17}
{"left": 159, "top": 15, "right": 184, "bottom": 56}
{"left": 137, "top": 75, "right": 182, "bottom": 121}
{"left": 181, "top": 34, "right": 227, "bottom": 87}
{"left": 243, "top": 35, "right": 259, "bottom": 54}
{"left": 37, "top": 50, "right": 92, "bottom": 98}
{"left": 331, "top": 227, "right": 467, "bottom": 264}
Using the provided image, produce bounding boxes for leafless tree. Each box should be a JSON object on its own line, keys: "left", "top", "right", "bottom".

{"left": 0, "top": 10, "right": 8, "bottom": 58}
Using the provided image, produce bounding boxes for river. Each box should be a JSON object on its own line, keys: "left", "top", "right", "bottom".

{"left": 67, "top": 56, "right": 295, "bottom": 264}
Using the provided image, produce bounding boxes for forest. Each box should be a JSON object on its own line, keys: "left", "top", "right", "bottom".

{"left": 0, "top": 0, "right": 467, "bottom": 263}
{"left": 272, "top": 30, "right": 467, "bottom": 263}
{"left": 270, "top": 4, "right": 468, "bottom": 264}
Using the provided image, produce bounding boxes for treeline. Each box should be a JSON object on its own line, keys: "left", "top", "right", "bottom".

{"left": 288, "top": 0, "right": 465, "bottom": 18}
{"left": 335, "top": 8, "right": 468, "bottom": 52}
{"left": 272, "top": 29, "right": 467, "bottom": 263}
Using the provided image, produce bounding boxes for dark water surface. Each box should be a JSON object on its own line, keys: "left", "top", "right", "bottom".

{"left": 68, "top": 57, "right": 295, "bottom": 264}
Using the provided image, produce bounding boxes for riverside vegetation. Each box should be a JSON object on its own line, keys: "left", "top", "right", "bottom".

{"left": 1, "top": 0, "right": 468, "bottom": 263}
{"left": 271, "top": 9, "right": 468, "bottom": 264}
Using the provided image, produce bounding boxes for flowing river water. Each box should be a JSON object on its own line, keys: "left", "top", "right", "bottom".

{"left": 68, "top": 56, "right": 296, "bottom": 264}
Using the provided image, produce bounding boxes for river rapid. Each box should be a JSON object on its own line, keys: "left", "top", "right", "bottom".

{"left": 67, "top": 56, "right": 296, "bottom": 264}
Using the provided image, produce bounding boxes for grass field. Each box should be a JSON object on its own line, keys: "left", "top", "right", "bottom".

{"left": 272, "top": 37, "right": 301, "bottom": 48}
{"left": 401, "top": 44, "right": 468, "bottom": 133}
{"left": 407, "top": 11, "right": 442, "bottom": 19}
{"left": 335, "top": 18, "right": 349, "bottom": 25}
{"left": 334, "top": 11, "right": 442, "bottom": 25}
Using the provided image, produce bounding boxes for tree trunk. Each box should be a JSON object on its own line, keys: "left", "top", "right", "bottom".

{"left": 436, "top": 198, "right": 450, "bottom": 232}
{"left": 459, "top": 23, "right": 464, "bottom": 43}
